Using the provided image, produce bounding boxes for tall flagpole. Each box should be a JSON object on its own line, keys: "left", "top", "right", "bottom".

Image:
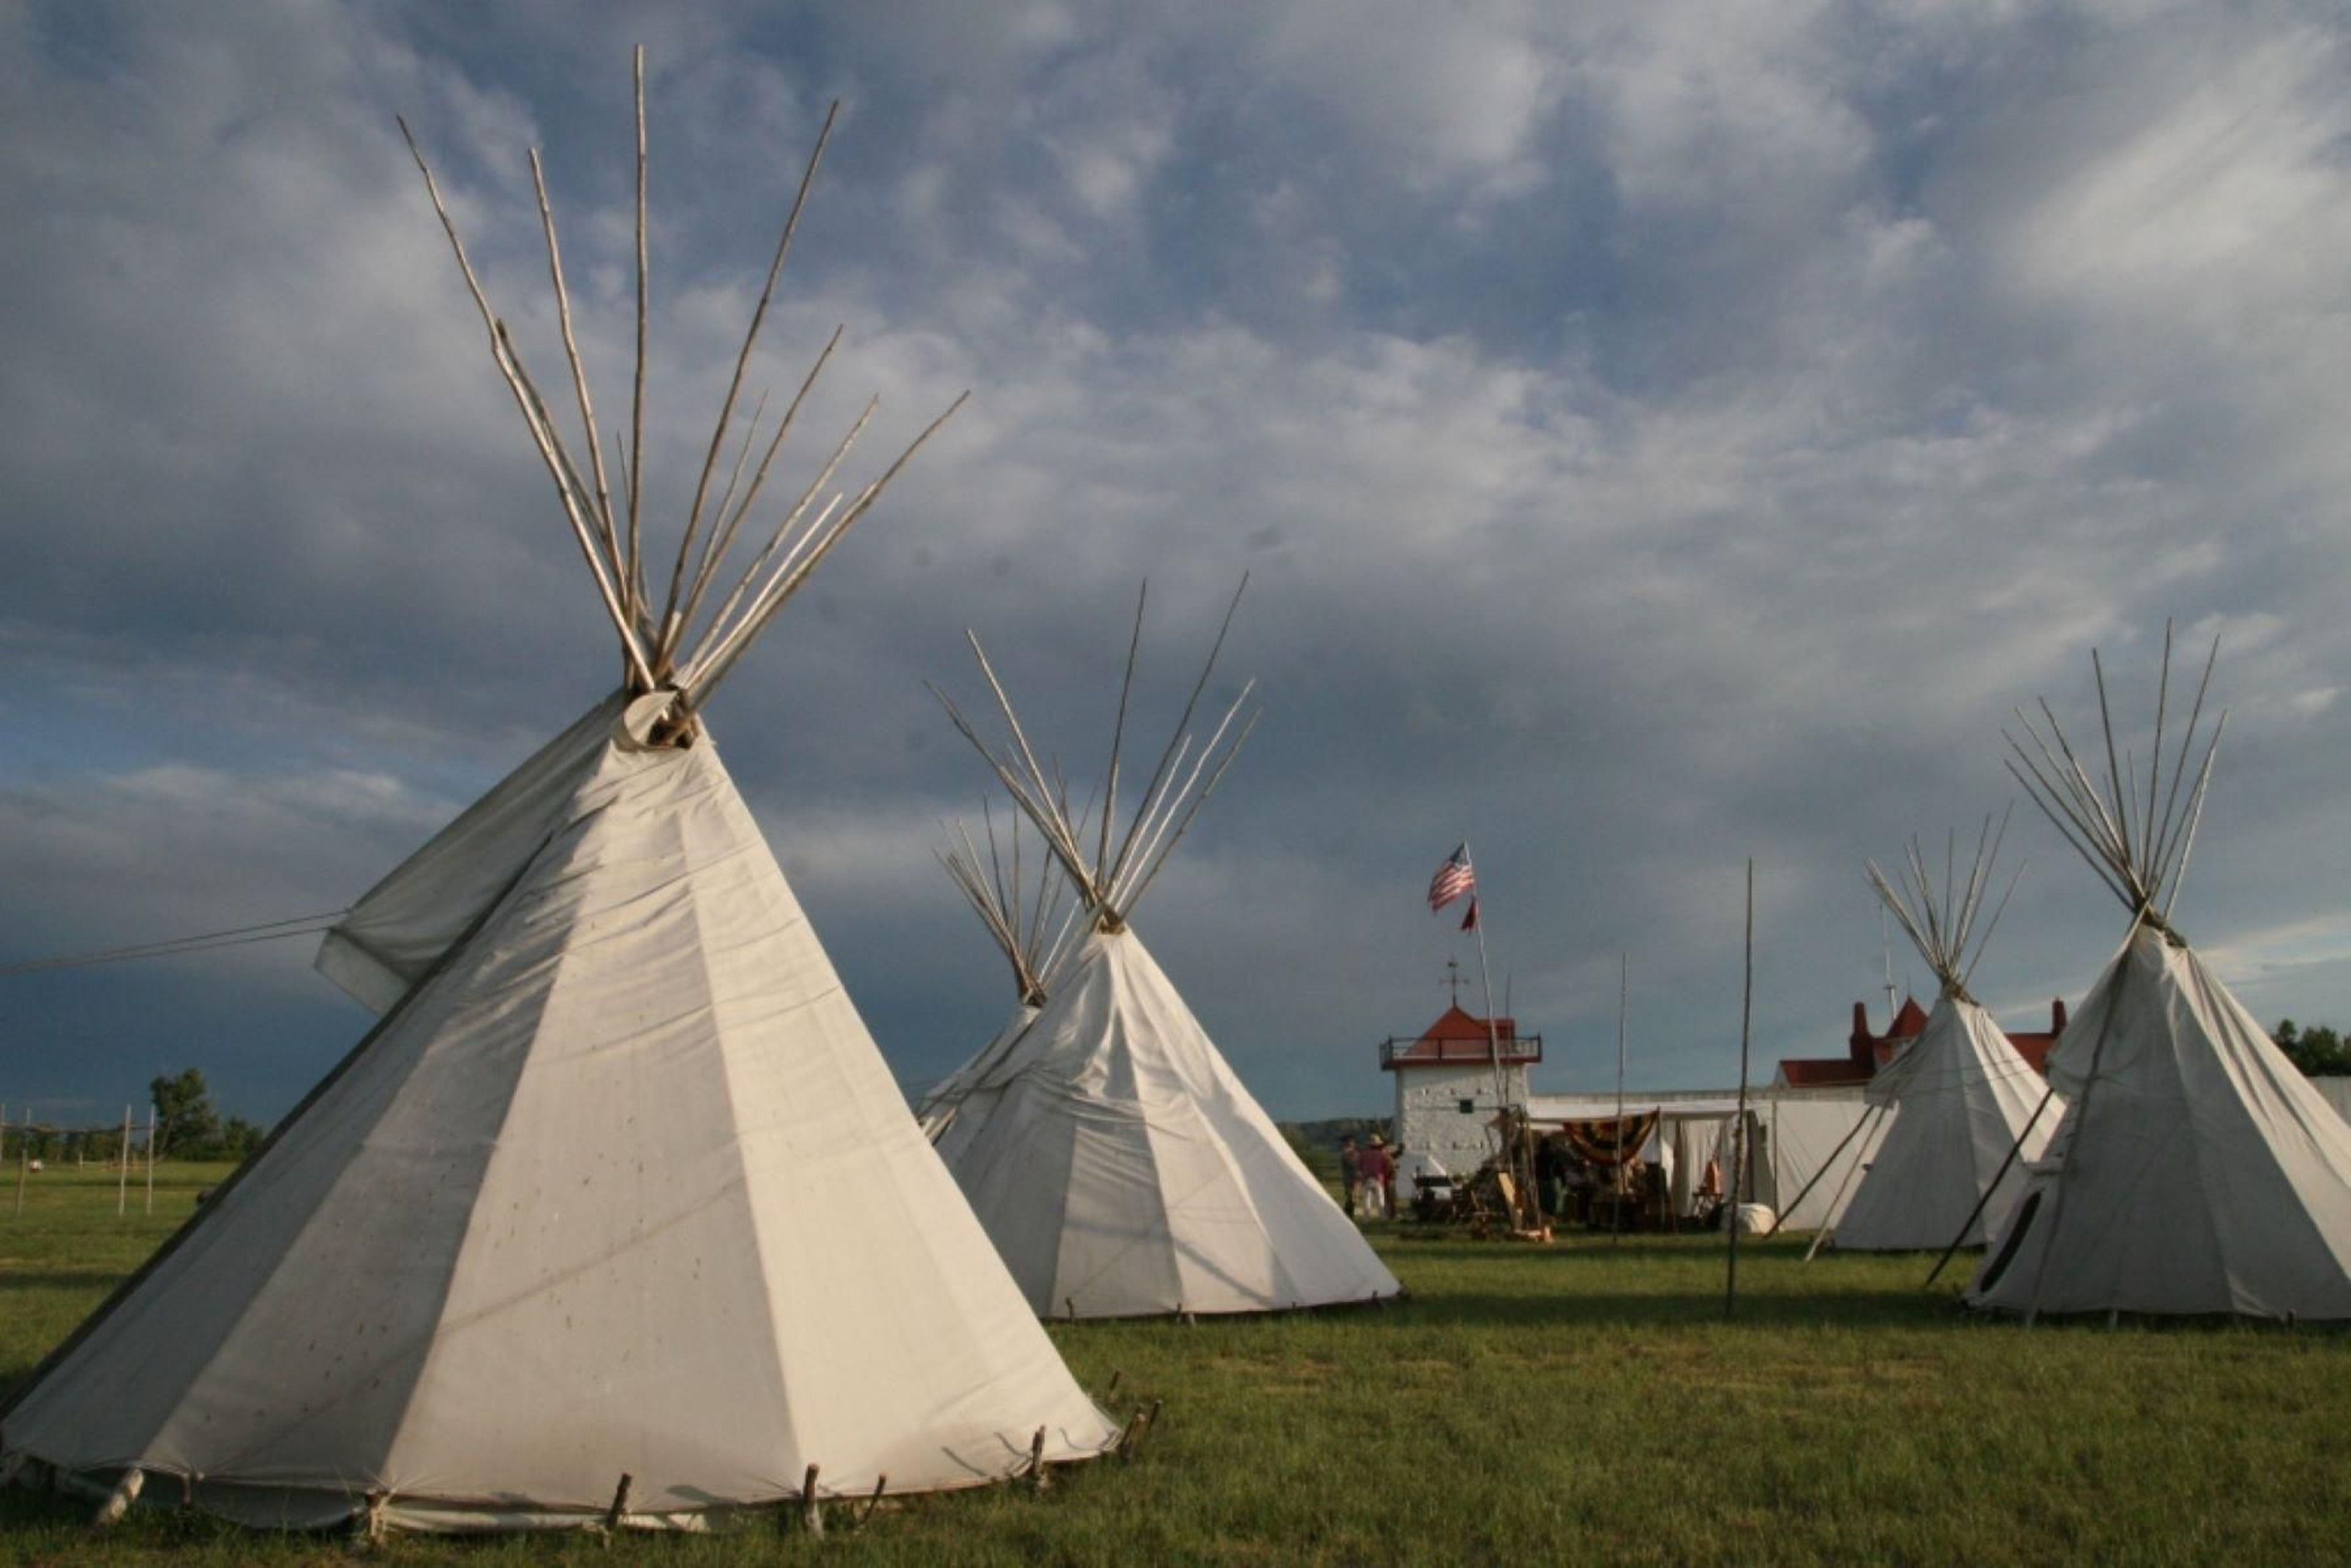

{"left": 1460, "top": 842, "right": 1528, "bottom": 1227}
{"left": 1461, "top": 844, "right": 1508, "bottom": 1142}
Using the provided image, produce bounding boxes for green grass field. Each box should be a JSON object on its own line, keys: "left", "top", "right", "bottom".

{"left": 4, "top": 1161, "right": 2349, "bottom": 1565}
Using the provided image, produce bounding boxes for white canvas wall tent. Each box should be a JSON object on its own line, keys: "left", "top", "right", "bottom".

{"left": 929, "top": 584, "right": 1403, "bottom": 1318}
{"left": 919, "top": 806, "right": 1082, "bottom": 1162}
{"left": 1521, "top": 1093, "right": 1884, "bottom": 1229}
{"left": 1967, "top": 631, "right": 2351, "bottom": 1321}
{"left": 1823, "top": 815, "right": 2062, "bottom": 1252}
{"left": 1763, "top": 1094, "right": 1884, "bottom": 1231}
{"left": 0, "top": 58, "right": 1119, "bottom": 1533}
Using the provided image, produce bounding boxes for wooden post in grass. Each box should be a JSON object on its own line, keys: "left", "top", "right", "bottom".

{"left": 800, "top": 1463, "right": 822, "bottom": 1537}
{"left": 116, "top": 1108, "right": 131, "bottom": 1217}
{"left": 144, "top": 1106, "right": 157, "bottom": 1215}
{"left": 13, "top": 1108, "right": 29, "bottom": 1219}
{"left": 1725, "top": 860, "right": 1753, "bottom": 1321}
{"left": 1613, "top": 953, "right": 1627, "bottom": 1247}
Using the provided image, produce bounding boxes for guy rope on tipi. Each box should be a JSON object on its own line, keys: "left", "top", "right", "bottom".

{"left": 1818, "top": 811, "right": 2060, "bottom": 1253}
{"left": 919, "top": 805, "right": 1082, "bottom": 1159}
{"left": 929, "top": 582, "right": 1403, "bottom": 1318}
{"left": 1967, "top": 628, "right": 2351, "bottom": 1322}
{"left": 0, "top": 53, "right": 1120, "bottom": 1533}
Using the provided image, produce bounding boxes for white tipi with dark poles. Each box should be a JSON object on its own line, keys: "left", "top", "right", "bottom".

{"left": 1823, "top": 814, "right": 2062, "bottom": 1251}
{"left": 0, "top": 59, "right": 1118, "bottom": 1532}
{"left": 1967, "top": 630, "right": 2351, "bottom": 1321}
{"left": 918, "top": 806, "right": 1081, "bottom": 1162}
{"left": 930, "top": 585, "right": 1403, "bottom": 1319}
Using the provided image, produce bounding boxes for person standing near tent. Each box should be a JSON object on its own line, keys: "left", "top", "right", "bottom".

{"left": 1380, "top": 1138, "right": 1402, "bottom": 1218}
{"left": 1339, "top": 1135, "right": 1362, "bottom": 1220}
{"left": 1360, "top": 1136, "right": 1394, "bottom": 1220}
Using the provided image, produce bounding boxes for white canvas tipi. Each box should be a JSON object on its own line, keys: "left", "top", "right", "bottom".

{"left": 1828, "top": 817, "right": 2062, "bottom": 1251}
{"left": 1967, "top": 632, "right": 2351, "bottom": 1321}
{"left": 0, "top": 64, "right": 1117, "bottom": 1532}
{"left": 918, "top": 808, "right": 1079, "bottom": 1163}
{"left": 930, "top": 587, "right": 1403, "bottom": 1318}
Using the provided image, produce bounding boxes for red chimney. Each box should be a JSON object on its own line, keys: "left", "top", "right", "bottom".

{"left": 1850, "top": 1002, "right": 1873, "bottom": 1069}
{"left": 2051, "top": 998, "right": 2068, "bottom": 1034}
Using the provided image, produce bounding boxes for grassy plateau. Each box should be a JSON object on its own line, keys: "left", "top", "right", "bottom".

{"left": 3, "top": 1161, "right": 2348, "bottom": 1566}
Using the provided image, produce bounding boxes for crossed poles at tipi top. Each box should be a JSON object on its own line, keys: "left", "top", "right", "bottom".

{"left": 400, "top": 48, "right": 964, "bottom": 741}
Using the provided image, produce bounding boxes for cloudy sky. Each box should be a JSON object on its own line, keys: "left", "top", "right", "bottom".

{"left": 4, "top": 1, "right": 2347, "bottom": 1130}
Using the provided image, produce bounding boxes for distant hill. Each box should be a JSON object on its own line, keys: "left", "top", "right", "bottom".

{"left": 1278, "top": 1116, "right": 1390, "bottom": 1182}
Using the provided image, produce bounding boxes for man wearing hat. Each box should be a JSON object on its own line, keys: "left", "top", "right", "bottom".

{"left": 1359, "top": 1135, "right": 1395, "bottom": 1220}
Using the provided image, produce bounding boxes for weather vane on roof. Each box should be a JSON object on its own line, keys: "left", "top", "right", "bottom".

{"left": 1445, "top": 956, "right": 1463, "bottom": 1005}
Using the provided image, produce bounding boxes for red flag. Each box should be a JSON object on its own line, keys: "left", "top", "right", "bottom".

{"left": 1460, "top": 895, "right": 1479, "bottom": 931}
{"left": 1427, "top": 844, "right": 1475, "bottom": 912}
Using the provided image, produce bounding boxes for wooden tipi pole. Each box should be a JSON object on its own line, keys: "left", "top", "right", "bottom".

{"left": 1725, "top": 859, "right": 1753, "bottom": 1320}
{"left": 1613, "top": 953, "right": 1627, "bottom": 1245}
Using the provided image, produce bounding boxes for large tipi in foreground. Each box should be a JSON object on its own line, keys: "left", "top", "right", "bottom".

{"left": 1967, "top": 632, "right": 2351, "bottom": 1321}
{"left": 931, "top": 587, "right": 1403, "bottom": 1318}
{"left": 0, "top": 62, "right": 1117, "bottom": 1532}
{"left": 1826, "top": 817, "right": 2061, "bottom": 1251}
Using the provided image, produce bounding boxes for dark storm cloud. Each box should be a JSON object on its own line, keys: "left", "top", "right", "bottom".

{"left": 3, "top": 1, "right": 2348, "bottom": 1127}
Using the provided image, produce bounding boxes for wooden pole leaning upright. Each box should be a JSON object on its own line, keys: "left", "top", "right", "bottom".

{"left": 1725, "top": 859, "right": 1754, "bottom": 1321}
{"left": 116, "top": 1107, "right": 131, "bottom": 1218}
{"left": 1613, "top": 952, "right": 1628, "bottom": 1245}
{"left": 145, "top": 1106, "right": 157, "bottom": 1215}
{"left": 13, "top": 1108, "right": 29, "bottom": 1219}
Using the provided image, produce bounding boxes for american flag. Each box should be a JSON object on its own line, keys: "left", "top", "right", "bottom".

{"left": 1427, "top": 844, "right": 1475, "bottom": 912}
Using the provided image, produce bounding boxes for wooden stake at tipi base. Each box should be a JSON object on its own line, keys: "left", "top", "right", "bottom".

{"left": 1816, "top": 812, "right": 2060, "bottom": 1255}
{"left": 1965, "top": 626, "right": 2351, "bottom": 1323}
{"left": 0, "top": 51, "right": 1122, "bottom": 1532}
{"left": 926, "top": 583, "right": 1403, "bottom": 1318}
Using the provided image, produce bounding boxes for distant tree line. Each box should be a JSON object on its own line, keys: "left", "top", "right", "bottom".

{"left": 3, "top": 1068, "right": 269, "bottom": 1166}
{"left": 148, "top": 1068, "right": 266, "bottom": 1162}
{"left": 2273, "top": 1021, "right": 2351, "bottom": 1078}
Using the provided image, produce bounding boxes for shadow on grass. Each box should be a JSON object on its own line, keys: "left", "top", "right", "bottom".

{"left": 1378, "top": 1288, "right": 1962, "bottom": 1330}
{"left": 0, "top": 1269, "right": 129, "bottom": 1292}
